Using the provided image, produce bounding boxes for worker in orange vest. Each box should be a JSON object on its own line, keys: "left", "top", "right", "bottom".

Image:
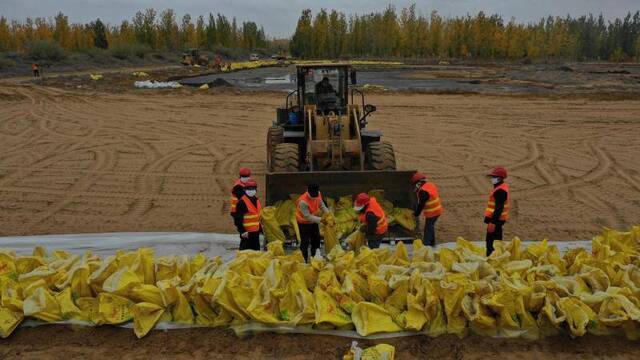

{"left": 411, "top": 172, "right": 443, "bottom": 246}
{"left": 295, "top": 183, "right": 329, "bottom": 262}
{"left": 233, "top": 179, "right": 261, "bottom": 250}
{"left": 484, "top": 167, "right": 510, "bottom": 256}
{"left": 230, "top": 167, "right": 252, "bottom": 217}
{"left": 354, "top": 193, "right": 388, "bottom": 249}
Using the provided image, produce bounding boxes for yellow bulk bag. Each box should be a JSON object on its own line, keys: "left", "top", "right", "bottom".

{"left": 129, "top": 284, "right": 164, "bottom": 306}
{"left": 344, "top": 342, "right": 396, "bottom": 360}
{"left": 335, "top": 208, "right": 359, "bottom": 240}
{"left": 56, "top": 264, "right": 93, "bottom": 299}
{"left": 1, "top": 279, "right": 24, "bottom": 311}
{"left": 275, "top": 200, "right": 296, "bottom": 227}
{"left": 0, "top": 306, "right": 23, "bottom": 338}
{"left": 321, "top": 212, "right": 340, "bottom": 253}
{"left": 314, "top": 287, "right": 352, "bottom": 327}
{"left": 266, "top": 240, "right": 285, "bottom": 256}
{"left": 76, "top": 297, "right": 102, "bottom": 325}
{"left": 461, "top": 293, "right": 496, "bottom": 335}
{"left": 131, "top": 302, "right": 165, "bottom": 338}
{"left": 351, "top": 302, "right": 402, "bottom": 336}
{"left": 98, "top": 293, "right": 134, "bottom": 324}
{"left": 102, "top": 267, "right": 142, "bottom": 295}
{"left": 22, "top": 287, "right": 62, "bottom": 322}
{"left": 56, "top": 287, "right": 87, "bottom": 321}
{"left": 346, "top": 229, "right": 366, "bottom": 252}
{"left": 160, "top": 289, "right": 188, "bottom": 324}
{"left": 15, "top": 256, "right": 45, "bottom": 275}
{"left": 88, "top": 255, "right": 119, "bottom": 291}
{"left": 598, "top": 294, "right": 640, "bottom": 328}
{"left": 261, "top": 207, "right": 286, "bottom": 243}
{"left": 279, "top": 272, "right": 315, "bottom": 324}
{"left": 392, "top": 208, "right": 416, "bottom": 231}
{"left": 558, "top": 297, "right": 596, "bottom": 337}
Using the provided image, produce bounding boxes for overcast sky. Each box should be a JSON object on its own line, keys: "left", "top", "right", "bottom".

{"left": 1, "top": 0, "right": 638, "bottom": 37}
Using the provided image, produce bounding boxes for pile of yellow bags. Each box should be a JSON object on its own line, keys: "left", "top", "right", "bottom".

{"left": 262, "top": 191, "right": 416, "bottom": 245}
{"left": 1, "top": 226, "right": 639, "bottom": 340}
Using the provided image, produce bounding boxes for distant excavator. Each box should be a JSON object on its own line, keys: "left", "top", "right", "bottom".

{"left": 180, "top": 49, "right": 223, "bottom": 71}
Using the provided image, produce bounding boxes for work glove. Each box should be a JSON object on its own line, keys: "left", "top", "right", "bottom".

{"left": 241, "top": 232, "right": 249, "bottom": 239}
{"left": 487, "top": 223, "right": 496, "bottom": 234}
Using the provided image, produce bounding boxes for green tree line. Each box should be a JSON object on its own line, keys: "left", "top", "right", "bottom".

{"left": 290, "top": 5, "right": 640, "bottom": 61}
{"left": 0, "top": 9, "right": 270, "bottom": 53}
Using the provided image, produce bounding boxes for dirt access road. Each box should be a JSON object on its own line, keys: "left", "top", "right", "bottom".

{"left": 0, "top": 84, "right": 639, "bottom": 241}
{"left": 1, "top": 83, "right": 640, "bottom": 358}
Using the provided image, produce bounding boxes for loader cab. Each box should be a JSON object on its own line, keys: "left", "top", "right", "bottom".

{"left": 297, "top": 65, "right": 349, "bottom": 114}
{"left": 279, "top": 64, "right": 361, "bottom": 129}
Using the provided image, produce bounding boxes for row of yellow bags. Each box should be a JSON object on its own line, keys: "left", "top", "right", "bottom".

{"left": 261, "top": 191, "right": 416, "bottom": 244}
{"left": 1, "top": 226, "right": 639, "bottom": 339}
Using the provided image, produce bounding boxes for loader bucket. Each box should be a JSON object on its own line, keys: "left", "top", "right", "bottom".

{"left": 265, "top": 170, "right": 418, "bottom": 208}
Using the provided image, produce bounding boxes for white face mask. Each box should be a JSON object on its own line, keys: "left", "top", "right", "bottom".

{"left": 491, "top": 177, "right": 501, "bottom": 185}
{"left": 245, "top": 189, "right": 257, "bottom": 197}
{"left": 240, "top": 176, "right": 250, "bottom": 183}
{"left": 353, "top": 205, "right": 365, "bottom": 212}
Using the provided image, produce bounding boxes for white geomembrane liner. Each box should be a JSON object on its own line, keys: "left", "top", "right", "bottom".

{"left": 0, "top": 232, "right": 592, "bottom": 337}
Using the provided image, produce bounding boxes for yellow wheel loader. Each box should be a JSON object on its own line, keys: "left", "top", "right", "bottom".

{"left": 266, "top": 64, "right": 417, "bottom": 242}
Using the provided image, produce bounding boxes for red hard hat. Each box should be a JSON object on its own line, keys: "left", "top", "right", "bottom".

{"left": 411, "top": 172, "right": 427, "bottom": 184}
{"left": 488, "top": 167, "right": 507, "bottom": 178}
{"left": 244, "top": 179, "right": 258, "bottom": 188}
{"left": 354, "top": 193, "right": 370, "bottom": 207}
{"left": 239, "top": 167, "right": 251, "bottom": 177}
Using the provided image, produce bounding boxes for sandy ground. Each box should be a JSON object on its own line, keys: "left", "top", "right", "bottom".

{"left": 0, "top": 84, "right": 639, "bottom": 241}
{"left": 1, "top": 82, "right": 640, "bottom": 358}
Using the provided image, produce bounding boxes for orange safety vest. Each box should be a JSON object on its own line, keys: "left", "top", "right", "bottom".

{"left": 359, "top": 197, "right": 388, "bottom": 235}
{"left": 295, "top": 191, "right": 323, "bottom": 224}
{"left": 418, "top": 182, "right": 443, "bottom": 218}
{"left": 229, "top": 179, "right": 247, "bottom": 214}
{"left": 484, "top": 183, "right": 510, "bottom": 221}
{"left": 241, "top": 195, "right": 261, "bottom": 232}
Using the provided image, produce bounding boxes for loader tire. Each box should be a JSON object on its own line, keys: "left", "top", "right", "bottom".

{"left": 271, "top": 143, "right": 300, "bottom": 172}
{"left": 267, "top": 125, "right": 284, "bottom": 170}
{"left": 365, "top": 141, "right": 396, "bottom": 170}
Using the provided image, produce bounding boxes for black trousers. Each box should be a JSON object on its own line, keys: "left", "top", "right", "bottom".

{"left": 485, "top": 222, "right": 503, "bottom": 256}
{"left": 239, "top": 231, "right": 260, "bottom": 251}
{"left": 423, "top": 216, "right": 439, "bottom": 247}
{"left": 299, "top": 222, "right": 320, "bottom": 262}
{"left": 366, "top": 233, "right": 384, "bottom": 249}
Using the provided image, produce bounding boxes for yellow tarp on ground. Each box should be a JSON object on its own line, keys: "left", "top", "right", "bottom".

{"left": 0, "top": 226, "right": 639, "bottom": 340}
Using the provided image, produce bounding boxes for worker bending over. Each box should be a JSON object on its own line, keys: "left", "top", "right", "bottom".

{"left": 412, "top": 172, "right": 443, "bottom": 246}
{"left": 229, "top": 167, "right": 252, "bottom": 217}
{"left": 234, "top": 180, "right": 261, "bottom": 251}
{"left": 354, "top": 193, "right": 388, "bottom": 249}
{"left": 484, "top": 167, "right": 510, "bottom": 256}
{"left": 295, "top": 183, "right": 329, "bottom": 262}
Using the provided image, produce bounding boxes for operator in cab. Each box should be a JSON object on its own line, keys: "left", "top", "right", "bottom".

{"left": 315, "top": 76, "right": 336, "bottom": 95}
